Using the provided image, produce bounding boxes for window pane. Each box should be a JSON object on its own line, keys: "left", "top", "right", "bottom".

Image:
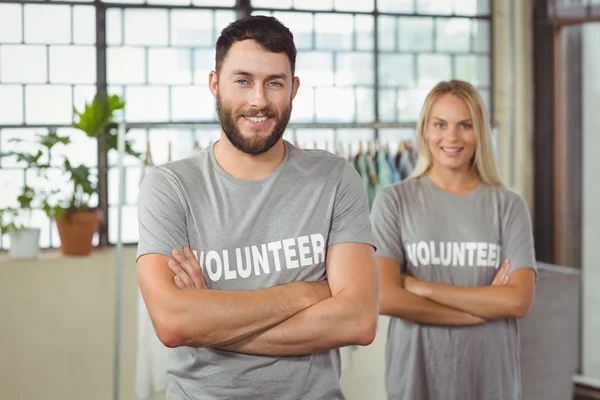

{"left": 289, "top": 86, "right": 314, "bottom": 123}
{"left": 379, "top": 54, "right": 414, "bottom": 88}
{"left": 336, "top": 129, "right": 375, "bottom": 157}
{"left": 73, "top": 85, "right": 97, "bottom": 114}
{"left": 214, "top": 11, "right": 237, "bottom": 41}
{"left": 171, "top": 86, "right": 216, "bottom": 121}
{"left": 0, "top": 129, "right": 38, "bottom": 168}
{"left": 454, "top": 55, "right": 490, "bottom": 87}
{"left": 315, "top": 87, "right": 354, "bottom": 123}
{"left": 147, "top": 0, "right": 192, "bottom": 5}
{"left": 106, "top": 8, "right": 123, "bottom": 46}
{"left": 171, "top": 10, "right": 214, "bottom": 47}
{"left": 24, "top": 5, "right": 71, "bottom": 44}
{"left": 378, "top": 16, "right": 396, "bottom": 52}
{"left": 453, "top": 0, "right": 490, "bottom": 16}
{"left": 292, "top": 0, "right": 332, "bottom": 9}
{"left": 473, "top": 20, "right": 490, "bottom": 53}
{"left": 193, "top": 0, "right": 235, "bottom": 5}
{"left": 377, "top": 0, "right": 413, "bottom": 12}
{"left": 193, "top": 49, "right": 216, "bottom": 84}
{"left": 398, "top": 88, "right": 429, "bottom": 122}
{"left": 50, "top": 46, "right": 96, "bottom": 84}
{"left": 417, "top": 54, "right": 452, "bottom": 88}
{"left": 398, "top": 17, "right": 434, "bottom": 52}
{"left": 148, "top": 48, "right": 192, "bottom": 85}
{"left": 73, "top": 6, "right": 96, "bottom": 45}
{"left": 378, "top": 88, "right": 397, "bottom": 122}
{"left": 106, "top": 128, "right": 148, "bottom": 167}
{"left": 356, "top": 87, "right": 374, "bottom": 123}
{"left": 334, "top": 0, "right": 374, "bottom": 12}
{"left": 124, "top": 9, "right": 169, "bottom": 46}
{"left": 0, "top": 169, "right": 24, "bottom": 209}
{"left": 107, "top": 47, "right": 146, "bottom": 84}
{"left": 108, "top": 167, "right": 143, "bottom": 206}
{"left": 108, "top": 206, "right": 139, "bottom": 244}
{"left": 49, "top": 128, "right": 97, "bottom": 168}
{"left": 272, "top": 12, "right": 314, "bottom": 50}
{"left": 437, "top": 18, "right": 471, "bottom": 52}
{"left": 125, "top": 86, "right": 170, "bottom": 122}
{"left": 315, "top": 14, "right": 353, "bottom": 50}
{"left": 1, "top": 45, "right": 47, "bottom": 84}
{"left": 0, "top": 4, "right": 22, "bottom": 43}
{"left": 296, "top": 52, "right": 333, "bottom": 86}
{"left": 25, "top": 85, "right": 72, "bottom": 124}
{"left": 356, "top": 15, "right": 374, "bottom": 51}
{"left": 336, "top": 53, "right": 374, "bottom": 86}
{"left": 252, "top": 0, "right": 293, "bottom": 8}
{"left": 417, "top": 0, "right": 452, "bottom": 15}
{"left": 0, "top": 85, "right": 24, "bottom": 125}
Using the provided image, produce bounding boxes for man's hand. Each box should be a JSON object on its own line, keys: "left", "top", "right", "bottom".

{"left": 491, "top": 260, "right": 511, "bottom": 286}
{"left": 169, "top": 246, "right": 207, "bottom": 290}
{"left": 169, "top": 247, "right": 332, "bottom": 302}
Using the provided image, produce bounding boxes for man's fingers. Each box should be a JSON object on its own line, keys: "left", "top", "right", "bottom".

{"left": 169, "top": 259, "right": 195, "bottom": 289}
{"left": 492, "top": 260, "right": 511, "bottom": 285}
{"left": 174, "top": 275, "right": 187, "bottom": 289}
{"left": 172, "top": 247, "right": 206, "bottom": 289}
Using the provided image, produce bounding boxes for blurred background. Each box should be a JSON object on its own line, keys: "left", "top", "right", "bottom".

{"left": 0, "top": 0, "right": 598, "bottom": 399}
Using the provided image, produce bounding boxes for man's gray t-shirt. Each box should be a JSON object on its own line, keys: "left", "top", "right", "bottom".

{"left": 370, "top": 175, "right": 537, "bottom": 400}
{"left": 136, "top": 140, "right": 376, "bottom": 400}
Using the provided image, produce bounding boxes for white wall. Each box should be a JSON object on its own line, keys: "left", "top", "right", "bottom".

{"left": 582, "top": 21, "right": 600, "bottom": 382}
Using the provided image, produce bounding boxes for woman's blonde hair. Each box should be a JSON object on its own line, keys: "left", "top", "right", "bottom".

{"left": 409, "top": 80, "right": 503, "bottom": 186}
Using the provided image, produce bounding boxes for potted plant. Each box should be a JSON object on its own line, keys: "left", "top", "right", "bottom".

{"left": 0, "top": 130, "right": 68, "bottom": 258}
{"left": 42, "top": 93, "right": 141, "bottom": 256}
{"left": 0, "top": 189, "right": 41, "bottom": 259}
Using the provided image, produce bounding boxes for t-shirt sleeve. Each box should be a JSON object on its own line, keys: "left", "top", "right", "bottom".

{"left": 502, "top": 194, "right": 537, "bottom": 278}
{"left": 136, "top": 166, "right": 190, "bottom": 262}
{"left": 328, "top": 161, "right": 376, "bottom": 249}
{"left": 370, "top": 186, "right": 405, "bottom": 266}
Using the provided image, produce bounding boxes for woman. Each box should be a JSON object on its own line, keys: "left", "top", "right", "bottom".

{"left": 370, "top": 80, "right": 537, "bottom": 400}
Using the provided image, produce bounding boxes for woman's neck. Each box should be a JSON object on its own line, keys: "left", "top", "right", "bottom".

{"left": 426, "top": 165, "right": 481, "bottom": 194}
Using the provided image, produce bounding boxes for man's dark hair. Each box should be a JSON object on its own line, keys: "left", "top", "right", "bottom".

{"left": 215, "top": 15, "right": 296, "bottom": 76}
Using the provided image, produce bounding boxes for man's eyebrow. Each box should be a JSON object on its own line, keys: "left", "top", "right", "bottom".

{"left": 229, "top": 70, "right": 288, "bottom": 81}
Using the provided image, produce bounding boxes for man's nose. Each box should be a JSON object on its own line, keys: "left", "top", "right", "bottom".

{"left": 249, "top": 85, "right": 269, "bottom": 109}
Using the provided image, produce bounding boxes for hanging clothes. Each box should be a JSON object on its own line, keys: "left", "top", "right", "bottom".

{"left": 353, "top": 144, "right": 378, "bottom": 210}
{"left": 398, "top": 149, "right": 416, "bottom": 180}
{"left": 375, "top": 149, "right": 394, "bottom": 189}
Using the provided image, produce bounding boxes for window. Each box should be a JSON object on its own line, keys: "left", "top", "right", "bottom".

{"left": 0, "top": 0, "right": 492, "bottom": 249}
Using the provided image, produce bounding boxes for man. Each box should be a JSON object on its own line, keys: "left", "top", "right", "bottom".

{"left": 136, "top": 15, "right": 380, "bottom": 400}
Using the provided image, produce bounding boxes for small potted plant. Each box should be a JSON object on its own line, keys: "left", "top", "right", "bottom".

{"left": 0, "top": 191, "right": 41, "bottom": 259}
{"left": 43, "top": 93, "right": 141, "bottom": 256}
{"left": 0, "top": 130, "right": 66, "bottom": 258}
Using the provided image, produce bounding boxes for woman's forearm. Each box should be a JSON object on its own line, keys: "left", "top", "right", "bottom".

{"left": 380, "top": 284, "right": 486, "bottom": 326}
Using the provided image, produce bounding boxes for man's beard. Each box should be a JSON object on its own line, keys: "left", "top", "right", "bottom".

{"left": 216, "top": 94, "right": 292, "bottom": 155}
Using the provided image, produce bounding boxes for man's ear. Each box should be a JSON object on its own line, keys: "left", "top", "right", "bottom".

{"left": 291, "top": 76, "right": 300, "bottom": 101}
{"left": 209, "top": 70, "right": 218, "bottom": 98}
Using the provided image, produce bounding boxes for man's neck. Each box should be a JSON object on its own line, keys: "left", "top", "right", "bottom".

{"left": 213, "top": 135, "right": 286, "bottom": 181}
{"left": 426, "top": 165, "right": 480, "bottom": 194}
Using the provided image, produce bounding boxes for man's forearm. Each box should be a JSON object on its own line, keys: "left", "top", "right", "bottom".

{"left": 152, "top": 281, "right": 328, "bottom": 348}
{"left": 380, "top": 284, "right": 485, "bottom": 326}
{"left": 416, "top": 283, "right": 525, "bottom": 319}
{"left": 217, "top": 295, "right": 376, "bottom": 357}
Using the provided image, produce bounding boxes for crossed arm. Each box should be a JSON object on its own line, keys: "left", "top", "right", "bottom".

{"left": 378, "top": 257, "right": 536, "bottom": 326}
{"left": 137, "top": 242, "right": 380, "bottom": 356}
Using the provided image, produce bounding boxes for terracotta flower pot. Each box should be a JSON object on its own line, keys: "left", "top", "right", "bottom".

{"left": 55, "top": 211, "right": 99, "bottom": 256}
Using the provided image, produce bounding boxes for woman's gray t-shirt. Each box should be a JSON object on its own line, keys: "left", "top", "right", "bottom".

{"left": 370, "top": 175, "right": 537, "bottom": 400}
